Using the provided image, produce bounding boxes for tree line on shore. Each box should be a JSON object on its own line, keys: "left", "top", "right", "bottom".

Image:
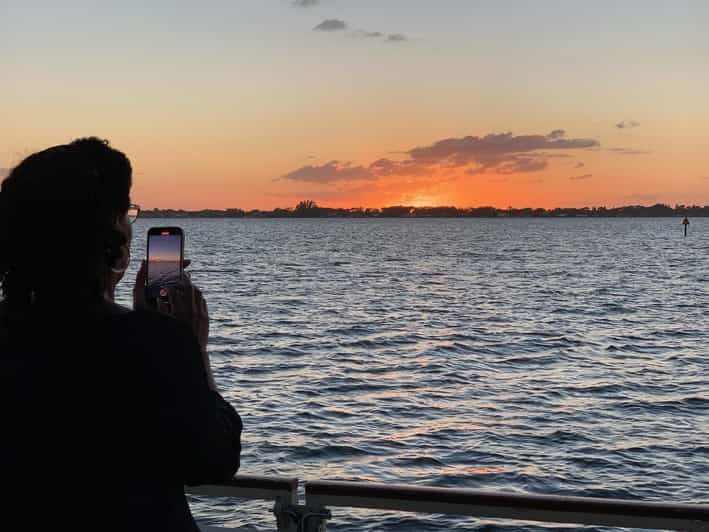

{"left": 139, "top": 200, "right": 709, "bottom": 219}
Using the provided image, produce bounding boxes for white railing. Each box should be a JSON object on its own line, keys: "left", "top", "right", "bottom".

{"left": 188, "top": 475, "right": 709, "bottom": 532}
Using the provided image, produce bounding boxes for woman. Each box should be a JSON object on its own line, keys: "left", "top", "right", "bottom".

{"left": 0, "top": 138, "right": 242, "bottom": 531}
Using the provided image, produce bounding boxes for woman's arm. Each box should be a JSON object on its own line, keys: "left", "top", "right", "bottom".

{"left": 145, "top": 312, "right": 242, "bottom": 486}
{"left": 132, "top": 264, "right": 241, "bottom": 484}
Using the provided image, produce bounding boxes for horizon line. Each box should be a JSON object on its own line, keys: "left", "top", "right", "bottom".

{"left": 140, "top": 202, "right": 708, "bottom": 212}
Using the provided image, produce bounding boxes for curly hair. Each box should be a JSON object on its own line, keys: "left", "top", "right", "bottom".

{"left": 0, "top": 137, "right": 132, "bottom": 330}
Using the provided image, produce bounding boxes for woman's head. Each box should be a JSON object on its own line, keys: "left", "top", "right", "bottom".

{"left": 0, "top": 137, "right": 133, "bottom": 319}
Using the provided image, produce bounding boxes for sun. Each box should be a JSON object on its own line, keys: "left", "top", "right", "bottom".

{"left": 408, "top": 194, "right": 446, "bottom": 207}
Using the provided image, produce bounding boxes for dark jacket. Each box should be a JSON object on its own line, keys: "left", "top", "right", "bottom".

{"left": 0, "top": 309, "right": 242, "bottom": 531}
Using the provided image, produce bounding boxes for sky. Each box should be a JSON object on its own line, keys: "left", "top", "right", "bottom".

{"left": 1, "top": 1, "right": 708, "bottom": 209}
{"left": 148, "top": 234, "right": 182, "bottom": 262}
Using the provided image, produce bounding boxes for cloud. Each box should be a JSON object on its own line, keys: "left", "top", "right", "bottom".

{"left": 293, "top": 0, "right": 319, "bottom": 5}
{"left": 569, "top": 173, "right": 593, "bottom": 181}
{"left": 282, "top": 128, "right": 599, "bottom": 189}
{"left": 616, "top": 120, "right": 640, "bottom": 129}
{"left": 496, "top": 156, "right": 548, "bottom": 174}
{"left": 368, "top": 158, "right": 432, "bottom": 177}
{"left": 281, "top": 160, "right": 375, "bottom": 183}
{"left": 353, "top": 30, "right": 384, "bottom": 38}
{"left": 314, "top": 19, "right": 347, "bottom": 31}
{"left": 574, "top": 162, "right": 585, "bottom": 168}
{"left": 351, "top": 30, "right": 410, "bottom": 43}
{"left": 349, "top": 30, "right": 410, "bottom": 42}
{"left": 387, "top": 33, "right": 408, "bottom": 42}
{"left": 409, "top": 130, "right": 599, "bottom": 174}
{"left": 320, "top": 24, "right": 409, "bottom": 42}
{"left": 469, "top": 156, "right": 548, "bottom": 175}
{"left": 608, "top": 147, "right": 651, "bottom": 155}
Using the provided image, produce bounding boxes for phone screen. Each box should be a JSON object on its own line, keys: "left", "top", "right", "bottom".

{"left": 146, "top": 228, "right": 184, "bottom": 302}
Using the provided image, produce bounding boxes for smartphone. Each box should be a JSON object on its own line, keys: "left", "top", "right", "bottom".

{"left": 146, "top": 227, "right": 184, "bottom": 306}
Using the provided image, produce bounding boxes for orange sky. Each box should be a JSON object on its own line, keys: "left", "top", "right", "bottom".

{"left": 2, "top": 2, "right": 708, "bottom": 209}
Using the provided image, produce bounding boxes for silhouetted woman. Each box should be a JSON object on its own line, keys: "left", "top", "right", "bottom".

{"left": 0, "top": 138, "right": 242, "bottom": 531}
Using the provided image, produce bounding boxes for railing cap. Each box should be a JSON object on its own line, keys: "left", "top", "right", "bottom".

{"left": 305, "top": 480, "right": 709, "bottom": 521}
{"left": 219, "top": 474, "right": 299, "bottom": 492}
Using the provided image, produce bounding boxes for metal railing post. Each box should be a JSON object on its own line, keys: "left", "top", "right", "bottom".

{"left": 187, "top": 475, "right": 300, "bottom": 532}
{"left": 272, "top": 486, "right": 299, "bottom": 532}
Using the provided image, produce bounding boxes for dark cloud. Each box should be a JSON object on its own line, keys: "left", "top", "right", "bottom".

{"left": 282, "top": 160, "right": 374, "bottom": 183}
{"left": 569, "top": 173, "right": 593, "bottom": 181}
{"left": 410, "top": 131, "right": 598, "bottom": 163}
{"left": 488, "top": 156, "right": 547, "bottom": 175}
{"left": 574, "top": 162, "right": 585, "bottom": 168}
{"left": 317, "top": 23, "right": 409, "bottom": 42}
{"left": 387, "top": 33, "right": 408, "bottom": 42}
{"left": 282, "top": 129, "right": 598, "bottom": 186}
{"left": 353, "top": 30, "right": 384, "bottom": 38}
{"left": 409, "top": 131, "right": 599, "bottom": 174}
{"left": 616, "top": 120, "right": 640, "bottom": 129}
{"left": 293, "top": 0, "right": 319, "bottom": 6}
{"left": 608, "top": 148, "right": 651, "bottom": 155}
{"left": 368, "top": 158, "right": 432, "bottom": 177}
{"left": 349, "top": 30, "right": 409, "bottom": 42}
{"left": 314, "top": 19, "right": 347, "bottom": 31}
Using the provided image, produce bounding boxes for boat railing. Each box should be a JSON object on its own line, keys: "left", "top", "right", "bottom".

{"left": 188, "top": 475, "right": 709, "bottom": 532}
{"left": 188, "top": 475, "right": 298, "bottom": 531}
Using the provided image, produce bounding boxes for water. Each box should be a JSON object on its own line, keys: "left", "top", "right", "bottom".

{"left": 117, "top": 218, "right": 709, "bottom": 531}
{"left": 146, "top": 260, "right": 181, "bottom": 299}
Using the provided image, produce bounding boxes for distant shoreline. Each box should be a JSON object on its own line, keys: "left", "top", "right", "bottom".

{"left": 140, "top": 215, "right": 708, "bottom": 219}
{"left": 139, "top": 202, "right": 707, "bottom": 219}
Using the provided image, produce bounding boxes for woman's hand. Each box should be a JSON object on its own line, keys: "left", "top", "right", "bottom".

{"left": 160, "top": 277, "right": 216, "bottom": 391}
{"left": 132, "top": 260, "right": 216, "bottom": 389}
{"left": 132, "top": 259, "right": 191, "bottom": 311}
{"left": 160, "top": 277, "right": 210, "bottom": 354}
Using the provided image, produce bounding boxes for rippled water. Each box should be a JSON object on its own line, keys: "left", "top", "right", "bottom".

{"left": 118, "top": 218, "right": 709, "bottom": 531}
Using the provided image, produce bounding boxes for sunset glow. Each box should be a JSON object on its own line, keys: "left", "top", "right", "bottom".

{"left": 2, "top": 1, "right": 708, "bottom": 209}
